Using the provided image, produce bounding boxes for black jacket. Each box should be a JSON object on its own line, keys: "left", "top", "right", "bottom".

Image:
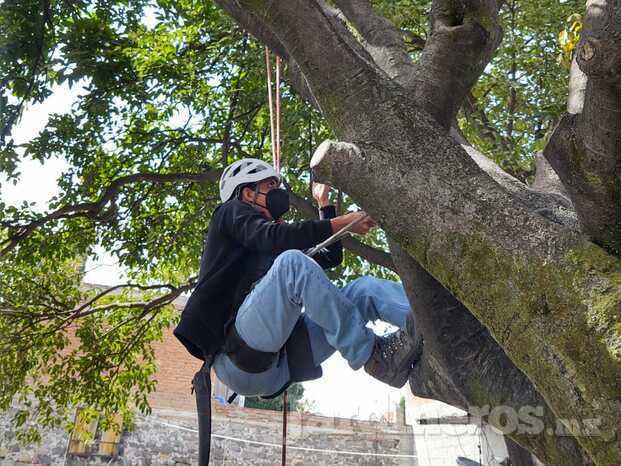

{"left": 174, "top": 199, "right": 342, "bottom": 361}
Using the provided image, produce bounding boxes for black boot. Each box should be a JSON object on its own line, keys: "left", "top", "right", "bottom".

{"left": 363, "top": 327, "right": 423, "bottom": 388}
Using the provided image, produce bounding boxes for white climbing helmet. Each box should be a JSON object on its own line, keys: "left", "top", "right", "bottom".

{"left": 219, "top": 158, "right": 280, "bottom": 203}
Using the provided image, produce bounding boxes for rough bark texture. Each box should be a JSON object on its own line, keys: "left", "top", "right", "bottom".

{"left": 505, "top": 436, "right": 537, "bottom": 466}
{"left": 312, "top": 138, "right": 621, "bottom": 464}
{"left": 412, "top": 0, "right": 503, "bottom": 128}
{"left": 214, "top": 1, "right": 621, "bottom": 463}
{"left": 390, "top": 241, "right": 592, "bottom": 465}
{"left": 531, "top": 152, "right": 569, "bottom": 198}
{"left": 545, "top": 0, "right": 621, "bottom": 257}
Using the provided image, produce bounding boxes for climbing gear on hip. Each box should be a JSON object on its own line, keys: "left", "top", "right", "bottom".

{"left": 223, "top": 324, "right": 279, "bottom": 373}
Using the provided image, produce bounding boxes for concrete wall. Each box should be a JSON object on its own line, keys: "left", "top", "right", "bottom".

{"left": 0, "top": 403, "right": 415, "bottom": 466}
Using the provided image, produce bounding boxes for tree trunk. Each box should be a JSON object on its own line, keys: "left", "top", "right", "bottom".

{"left": 390, "top": 242, "right": 592, "bottom": 465}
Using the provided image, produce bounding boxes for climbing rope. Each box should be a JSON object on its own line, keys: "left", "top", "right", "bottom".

{"left": 265, "top": 47, "right": 370, "bottom": 466}
{"left": 266, "top": 46, "right": 288, "bottom": 465}
{"left": 265, "top": 47, "right": 281, "bottom": 172}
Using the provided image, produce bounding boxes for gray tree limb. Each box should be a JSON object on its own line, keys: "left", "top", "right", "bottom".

{"left": 544, "top": 0, "right": 621, "bottom": 256}
{"left": 463, "top": 145, "right": 577, "bottom": 228}
{"left": 412, "top": 0, "right": 503, "bottom": 128}
{"left": 531, "top": 152, "right": 569, "bottom": 198}
{"left": 334, "top": 0, "right": 419, "bottom": 89}
{"left": 390, "top": 241, "right": 592, "bottom": 465}
{"left": 311, "top": 138, "right": 621, "bottom": 464}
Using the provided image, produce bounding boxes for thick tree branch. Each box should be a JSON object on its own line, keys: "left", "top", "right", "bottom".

{"left": 0, "top": 169, "right": 222, "bottom": 258}
{"left": 413, "top": 0, "right": 503, "bottom": 128}
{"left": 218, "top": 0, "right": 385, "bottom": 125}
{"left": 390, "top": 241, "right": 592, "bottom": 465}
{"left": 213, "top": 1, "right": 322, "bottom": 110}
{"left": 334, "top": 0, "right": 419, "bottom": 88}
{"left": 545, "top": 0, "right": 621, "bottom": 256}
{"left": 462, "top": 145, "right": 579, "bottom": 230}
{"left": 287, "top": 190, "right": 395, "bottom": 271}
{"left": 311, "top": 138, "right": 621, "bottom": 463}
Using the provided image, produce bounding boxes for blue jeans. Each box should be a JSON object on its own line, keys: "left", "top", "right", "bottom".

{"left": 213, "top": 250, "right": 411, "bottom": 396}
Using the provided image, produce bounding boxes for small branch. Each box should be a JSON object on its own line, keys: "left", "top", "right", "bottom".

{"left": 0, "top": 169, "right": 222, "bottom": 257}
{"left": 543, "top": 0, "right": 621, "bottom": 255}
{"left": 2, "top": 278, "right": 197, "bottom": 346}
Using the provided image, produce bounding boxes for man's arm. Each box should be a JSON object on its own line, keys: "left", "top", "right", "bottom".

{"left": 312, "top": 181, "right": 376, "bottom": 235}
{"left": 220, "top": 200, "right": 334, "bottom": 253}
{"left": 311, "top": 205, "right": 343, "bottom": 269}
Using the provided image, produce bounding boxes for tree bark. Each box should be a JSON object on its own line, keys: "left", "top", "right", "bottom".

{"left": 504, "top": 436, "right": 537, "bottom": 466}
{"left": 390, "top": 241, "right": 592, "bottom": 465}
{"left": 311, "top": 134, "right": 620, "bottom": 464}
{"left": 545, "top": 0, "right": 621, "bottom": 256}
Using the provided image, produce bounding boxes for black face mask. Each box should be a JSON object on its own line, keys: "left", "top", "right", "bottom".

{"left": 254, "top": 188, "right": 290, "bottom": 220}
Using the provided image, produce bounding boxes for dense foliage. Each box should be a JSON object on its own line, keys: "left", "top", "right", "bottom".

{"left": 0, "top": 0, "right": 582, "bottom": 441}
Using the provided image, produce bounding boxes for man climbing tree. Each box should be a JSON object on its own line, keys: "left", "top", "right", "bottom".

{"left": 174, "top": 158, "right": 422, "bottom": 397}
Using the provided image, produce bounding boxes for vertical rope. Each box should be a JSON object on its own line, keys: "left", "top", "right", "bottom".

{"left": 281, "top": 389, "right": 288, "bottom": 465}
{"left": 275, "top": 55, "right": 281, "bottom": 173}
{"left": 267, "top": 46, "right": 287, "bottom": 465}
{"left": 265, "top": 47, "right": 276, "bottom": 169}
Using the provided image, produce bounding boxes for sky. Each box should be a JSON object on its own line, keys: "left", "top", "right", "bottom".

{"left": 0, "top": 83, "right": 414, "bottom": 420}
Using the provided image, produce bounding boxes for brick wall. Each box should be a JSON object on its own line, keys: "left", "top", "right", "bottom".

{"left": 148, "top": 324, "right": 203, "bottom": 412}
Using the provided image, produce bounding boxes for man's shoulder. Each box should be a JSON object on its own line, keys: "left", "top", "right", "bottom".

{"left": 215, "top": 199, "right": 251, "bottom": 216}
{"left": 213, "top": 199, "right": 262, "bottom": 226}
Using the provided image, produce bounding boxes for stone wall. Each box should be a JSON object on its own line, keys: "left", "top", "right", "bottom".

{"left": 0, "top": 403, "right": 415, "bottom": 466}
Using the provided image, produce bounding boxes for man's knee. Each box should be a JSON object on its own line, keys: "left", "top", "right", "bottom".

{"left": 274, "top": 249, "right": 314, "bottom": 271}
{"left": 343, "top": 276, "right": 379, "bottom": 298}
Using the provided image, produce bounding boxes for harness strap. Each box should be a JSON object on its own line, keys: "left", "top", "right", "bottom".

{"left": 193, "top": 359, "right": 213, "bottom": 466}
{"left": 223, "top": 324, "right": 278, "bottom": 373}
